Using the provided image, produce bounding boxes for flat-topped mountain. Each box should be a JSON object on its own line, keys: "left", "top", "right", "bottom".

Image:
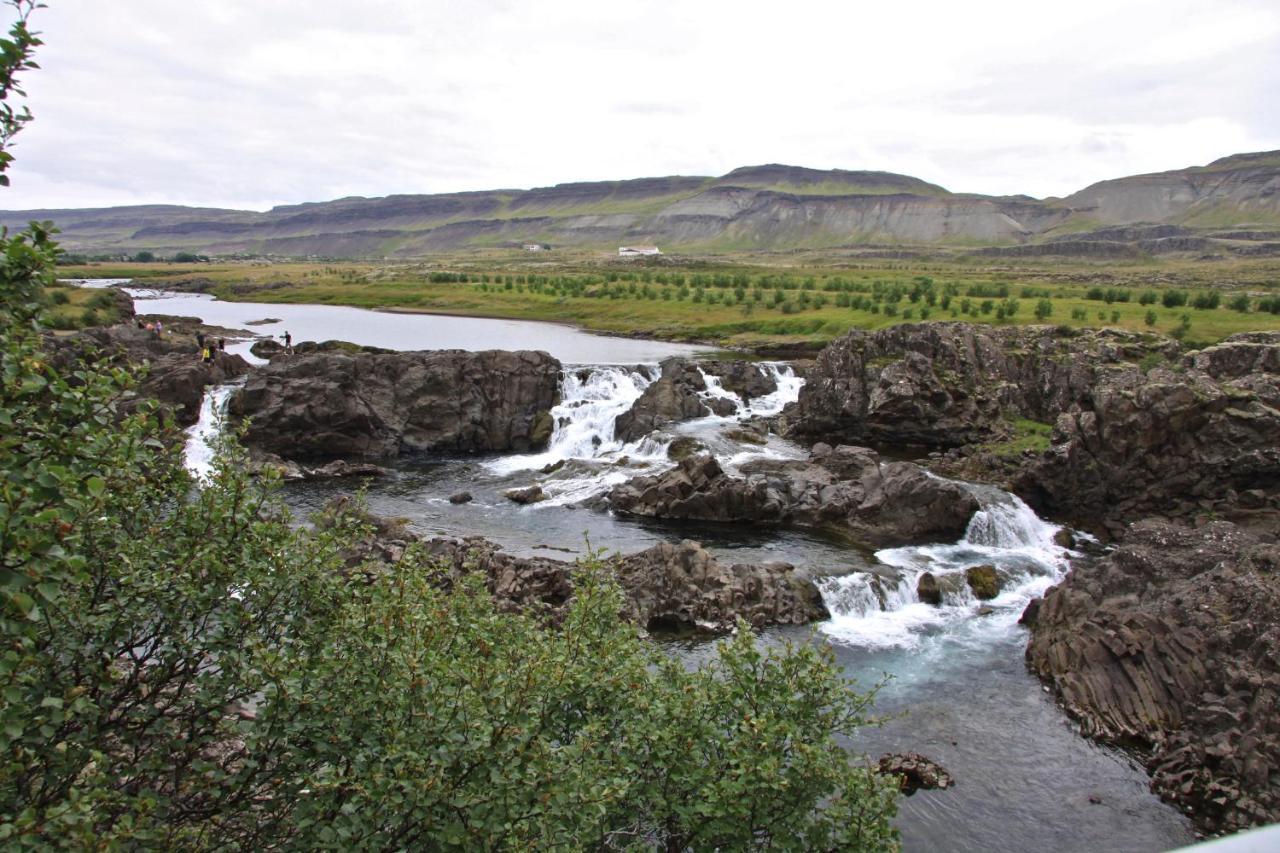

{"left": 7, "top": 151, "right": 1280, "bottom": 258}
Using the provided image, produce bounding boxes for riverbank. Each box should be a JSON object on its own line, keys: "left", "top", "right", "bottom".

{"left": 56, "top": 256, "right": 1280, "bottom": 348}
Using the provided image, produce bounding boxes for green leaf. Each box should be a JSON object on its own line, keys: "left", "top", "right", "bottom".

{"left": 85, "top": 476, "right": 105, "bottom": 497}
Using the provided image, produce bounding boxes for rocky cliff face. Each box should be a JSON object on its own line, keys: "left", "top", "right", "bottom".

{"left": 1063, "top": 152, "right": 1280, "bottom": 226}
{"left": 1017, "top": 332, "right": 1280, "bottom": 532}
{"left": 13, "top": 151, "right": 1278, "bottom": 256}
{"left": 607, "top": 446, "right": 978, "bottom": 546}
{"left": 1024, "top": 520, "right": 1280, "bottom": 834}
{"left": 229, "top": 349, "right": 560, "bottom": 460}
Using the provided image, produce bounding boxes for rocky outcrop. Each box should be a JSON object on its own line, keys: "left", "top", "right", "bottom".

{"left": 786, "top": 323, "right": 1175, "bottom": 449}
{"left": 614, "top": 358, "right": 719, "bottom": 442}
{"left": 1016, "top": 332, "right": 1280, "bottom": 532}
{"left": 877, "top": 753, "right": 954, "bottom": 794}
{"left": 229, "top": 349, "right": 560, "bottom": 460}
{"left": 245, "top": 449, "right": 389, "bottom": 481}
{"left": 607, "top": 444, "right": 978, "bottom": 546}
{"left": 330, "top": 506, "right": 827, "bottom": 633}
{"left": 47, "top": 323, "right": 251, "bottom": 426}
{"left": 1024, "top": 520, "right": 1280, "bottom": 834}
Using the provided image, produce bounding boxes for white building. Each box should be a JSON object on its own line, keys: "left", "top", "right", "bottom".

{"left": 522, "top": 243, "right": 547, "bottom": 252}
{"left": 618, "top": 245, "right": 661, "bottom": 257}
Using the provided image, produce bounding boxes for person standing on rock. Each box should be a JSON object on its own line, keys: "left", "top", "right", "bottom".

{"left": 196, "top": 331, "right": 205, "bottom": 351}
{"left": 202, "top": 345, "right": 214, "bottom": 364}
{"left": 217, "top": 338, "right": 225, "bottom": 351}
{"left": 283, "top": 331, "right": 292, "bottom": 353}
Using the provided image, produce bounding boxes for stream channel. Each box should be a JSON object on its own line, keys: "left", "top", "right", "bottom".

{"left": 84, "top": 281, "right": 1196, "bottom": 851}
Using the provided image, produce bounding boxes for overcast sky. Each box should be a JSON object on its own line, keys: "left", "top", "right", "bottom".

{"left": 2, "top": 0, "right": 1278, "bottom": 211}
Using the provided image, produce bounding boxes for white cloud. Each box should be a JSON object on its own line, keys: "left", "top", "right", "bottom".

{"left": 2, "top": 0, "right": 1277, "bottom": 210}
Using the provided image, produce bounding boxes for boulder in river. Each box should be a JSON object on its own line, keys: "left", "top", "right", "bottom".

{"left": 701, "top": 360, "right": 779, "bottom": 401}
{"left": 964, "top": 564, "right": 1001, "bottom": 600}
{"left": 504, "top": 485, "right": 546, "bottom": 504}
{"left": 613, "top": 358, "right": 713, "bottom": 442}
{"left": 917, "top": 573, "right": 943, "bottom": 606}
{"left": 1025, "top": 518, "right": 1280, "bottom": 834}
{"left": 608, "top": 444, "right": 979, "bottom": 547}
{"left": 877, "top": 753, "right": 955, "bottom": 794}
{"left": 229, "top": 348, "right": 561, "bottom": 460}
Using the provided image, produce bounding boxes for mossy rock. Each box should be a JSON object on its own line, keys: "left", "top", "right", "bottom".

{"left": 530, "top": 410, "right": 554, "bottom": 448}
{"left": 965, "top": 564, "right": 1001, "bottom": 600}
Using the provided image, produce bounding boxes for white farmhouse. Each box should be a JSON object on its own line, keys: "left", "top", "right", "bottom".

{"left": 618, "top": 245, "right": 661, "bottom": 257}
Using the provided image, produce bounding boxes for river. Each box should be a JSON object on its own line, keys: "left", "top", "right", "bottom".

{"left": 85, "top": 281, "right": 1196, "bottom": 851}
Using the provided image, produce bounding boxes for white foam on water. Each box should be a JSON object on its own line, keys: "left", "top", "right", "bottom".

{"left": 746, "top": 364, "right": 805, "bottom": 417}
{"left": 484, "top": 366, "right": 664, "bottom": 476}
{"left": 819, "top": 486, "right": 1070, "bottom": 650}
{"left": 183, "top": 379, "right": 245, "bottom": 481}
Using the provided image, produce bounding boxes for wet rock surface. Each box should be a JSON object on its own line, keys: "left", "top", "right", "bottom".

{"left": 878, "top": 753, "right": 955, "bottom": 794}
{"left": 701, "top": 359, "right": 778, "bottom": 400}
{"left": 613, "top": 358, "right": 713, "bottom": 442}
{"left": 1025, "top": 519, "right": 1280, "bottom": 834}
{"left": 229, "top": 348, "right": 561, "bottom": 460}
{"left": 246, "top": 449, "right": 389, "bottom": 481}
{"left": 607, "top": 444, "right": 978, "bottom": 546}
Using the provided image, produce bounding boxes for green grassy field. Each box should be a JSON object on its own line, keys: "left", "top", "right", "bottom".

{"left": 56, "top": 252, "right": 1280, "bottom": 347}
{"left": 40, "top": 280, "right": 127, "bottom": 330}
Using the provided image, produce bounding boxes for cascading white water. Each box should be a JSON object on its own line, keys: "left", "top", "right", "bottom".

{"left": 819, "top": 486, "right": 1069, "bottom": 649}
{"left": 485, "top": 365, "right": 663, "bottom": 476}
{"left": 485, "top": 362, "right": 807, "bottom": 506}
{"left": 183, "top": 379, "right": 245, "bottom": 481}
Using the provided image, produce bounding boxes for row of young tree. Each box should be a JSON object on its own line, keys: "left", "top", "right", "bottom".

{"left": 417, "top": 269, "right": 1280, "bottom": 315}
{"left": 0, "top": 4, "right": 899, "bottom": 848}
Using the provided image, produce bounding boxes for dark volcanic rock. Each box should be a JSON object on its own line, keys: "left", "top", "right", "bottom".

{"left": 701, "top": 360, "right": 778, "bottom": 400}
{"left": 878, "top": 753, "right": 954, "bottom": 794}
{"left": 229, "top": 348, "right": 560, "bottom": 460}
{"left": 608, "top": 445, "right": 978, "bottom": 546}
{"left": 1026, "top": 519, "right": 1280, "bottom": 834}
{"left": 787, "top": 323, "right": 1176, "bottom": 449}
{"left": 246, "top": 449, "right": 388, "bottom": 481}
{"left": 614, "top": 358, "right": 712, "bottom": 442}
{"left": 1016, "top": 332, "right": 1280, "bottom": 531}
{"left": 333, "top": 507, "right": 827, "bottom": 633}
{"left": 448, "top": 491, "right": 473, "bottom": 504}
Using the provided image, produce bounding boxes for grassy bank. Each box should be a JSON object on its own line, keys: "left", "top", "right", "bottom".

{"left": 56, "top": 253, "right": 1280, "bottom": 347}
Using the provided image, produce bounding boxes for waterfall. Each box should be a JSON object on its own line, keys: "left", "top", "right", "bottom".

{"left": 818, "top": 485, "right": 1070, "bottom": 650}
{"left": 183, "top": 379, "right": 245, "bottom": 481}
{"left": 484, "top": 362, "right": 807, "bottom": 506}
{"left": 484, "top": 365, "right": 662, "bottom": 477}
{"left": 695, "top": 363, "right": 804, "bottom": 419}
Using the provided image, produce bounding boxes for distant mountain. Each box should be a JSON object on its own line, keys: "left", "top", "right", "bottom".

{"left": 6, "top": 152, "right": 1280, "bottom": 259}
